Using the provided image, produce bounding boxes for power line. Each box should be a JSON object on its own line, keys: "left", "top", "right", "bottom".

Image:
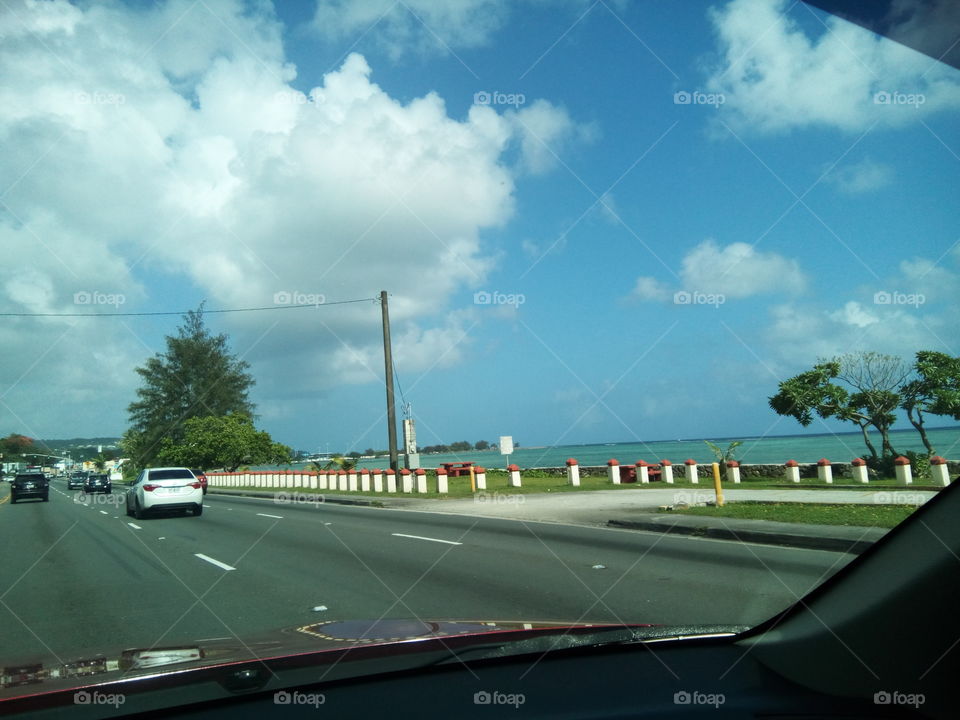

{"left": 0, "top": 297, "right": 379, "bottom": 318}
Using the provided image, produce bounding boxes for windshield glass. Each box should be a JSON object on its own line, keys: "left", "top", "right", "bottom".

{"left": 1, "top": 0, "right": 957, "bottom": 710}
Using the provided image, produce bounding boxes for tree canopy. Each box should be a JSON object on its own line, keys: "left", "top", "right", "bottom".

{"left": 124, "top": 306, "right": 256, "bottom": 467}
{"left": 156, "top": 413, "right": 291, "bottom": 472}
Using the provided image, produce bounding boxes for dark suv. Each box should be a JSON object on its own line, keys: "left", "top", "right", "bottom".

{"left": 84, "top": 474, "right": 112, "bottom": 494}
{"left": 67, "top": 472, "right": 87, "bottom": 490}
{"left": 10, "top": 473, "right": 49, "bottom": 503}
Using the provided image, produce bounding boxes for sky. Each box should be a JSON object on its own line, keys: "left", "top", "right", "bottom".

{"left": 0, "top": 0, "right": 958, "bottom": 455}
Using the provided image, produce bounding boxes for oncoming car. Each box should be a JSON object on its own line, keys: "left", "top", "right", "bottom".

{"left": 83, "top": 473, "right": 112, "bottom": 494}
{"left": 125, "top": 467, "right": 203, "bottom": 519}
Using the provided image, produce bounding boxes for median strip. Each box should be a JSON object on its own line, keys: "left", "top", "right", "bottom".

{"left": 194, "top": 553, "right": 236, "bottom": 571}
{"left": 391, "top": 533, "right": 462, "bottom": 545}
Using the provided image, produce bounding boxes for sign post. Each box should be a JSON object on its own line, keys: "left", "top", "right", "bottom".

{"left": 499, "top": 435, "right": 514, "bottom": 469}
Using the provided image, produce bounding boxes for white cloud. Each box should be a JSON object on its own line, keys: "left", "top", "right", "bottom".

{"left": 679, "top": 239, "right": 806, "bottom": 297}
{"left": 631, "top": 276, "right": 671, "bottom": 302}
{"left": 706, "top": 0, "right": 960, "bottom": 133}
{"left": 823, "top": 158, "right": 894, "bottom": 194}
{"left": 827, "top": 301, "right": 879, "bottom": 328}
{"left": 0, "top": 0, "right": 583, "bottom": 438}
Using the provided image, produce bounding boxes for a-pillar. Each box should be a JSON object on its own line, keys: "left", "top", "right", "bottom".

{"left": 894, "top": 456, "right": 913, "bottom": 485}
{"left": 661, "top": 460, "right": 674, "bottom": 484}
{"left": 785, "top": 460, "right": 800, "bottom": 483}
{"left": 851, "top": 457, "right": 868, "bottom": 484}
{"left": 436, "top": 467, "right": 448, "bottom": 494}
{"left": 607, "top": 459, "right": 620, "bottom": 484}
{"left": 817, "top": 458, "right": 833, "bottom": 484}
{"left": 726, "top": 461, "right": 741, "bottom": 484}
{"left": 684, "top": 459, "right": 698, "bottom": 484}
{"left": 566, "top": 458, "right": 580, "bottom": 487}
{"left": 930, "top": 456, "right": 950, "bottom": 486}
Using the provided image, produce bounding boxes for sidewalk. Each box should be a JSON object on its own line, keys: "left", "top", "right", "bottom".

{"left": 211, "top": 486, "right": 933, "bottom": 553}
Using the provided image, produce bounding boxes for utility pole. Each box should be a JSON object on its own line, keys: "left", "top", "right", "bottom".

{"left": 380, "top": 290, "right": 399, "bottom": 471}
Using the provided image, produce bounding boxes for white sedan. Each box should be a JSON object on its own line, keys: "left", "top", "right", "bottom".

{"left": 126, "top": 467, "right": 203, "bottom": 519}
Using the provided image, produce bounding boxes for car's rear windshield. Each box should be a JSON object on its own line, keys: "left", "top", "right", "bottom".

{"left": 148, "top": 470, "right": 195, "bottom": 480}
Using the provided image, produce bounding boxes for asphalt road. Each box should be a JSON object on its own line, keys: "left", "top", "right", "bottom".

{"left": 0, "top": 481, "right": 857, "bottom": 665}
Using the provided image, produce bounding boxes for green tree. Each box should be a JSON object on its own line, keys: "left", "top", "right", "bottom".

{"left": 769, "top": 353, "right": 910, "bottom": 460}
{"left": 474, "top": 440, "right": 490, "bottom": 450}
{"left": 324, "top": 454, "right": 357, "bottom": 472}
{"left": 125, "top": 306, "right": 255, "bottom": 467}
{"left": 156, "top": 413, "right": 291, "bottom": 472}
{"left": 0, "top": 433, "right": 34, "bottom": 458}
{"left": 704, "top": 440, "right": 743, "bottom": 467}
{"left": 901, "top": 351, "right": 960, "bottom": 454}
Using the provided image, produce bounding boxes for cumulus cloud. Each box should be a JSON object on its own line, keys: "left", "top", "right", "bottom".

{"left": 0, "top": 0, "right": 583, "bottom": 438}
{"left": 705, "top": 0, "right": 960, "bottom": 133}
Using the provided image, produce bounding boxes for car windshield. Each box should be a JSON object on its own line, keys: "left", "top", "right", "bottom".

{"left": 0, "top": 0, "right": 957, "bottom": 712}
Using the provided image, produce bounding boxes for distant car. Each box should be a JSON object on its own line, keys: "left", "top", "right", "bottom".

{"left": 67, "top": 472, "right": 86, "bottom": 490}
{"left": 84, "top": 473, "right": 111, "bottom": 494}
{"left": 10, "top": 473, "right": 49, "bottom": 503}
{"left": 125, "top": 467, "right": 203, "bottom": 519}
{"left": 191, "top": 469, "right": 208, "bottom": 495}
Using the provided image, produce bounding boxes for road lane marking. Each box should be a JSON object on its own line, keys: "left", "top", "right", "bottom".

{"left": 127, "top": 523, "right": 142, "bottom": 530}
{"left": 99, "top": 510, "right": 108, "bottom": 515}
{"left": 391, "top": 533, "right": 462, "bottom": 546}
{"left": 195, "top": 553, "right": 236, "bottom": 571}
{"left": 256, "top": 513, "right": 283, "bottom": 519}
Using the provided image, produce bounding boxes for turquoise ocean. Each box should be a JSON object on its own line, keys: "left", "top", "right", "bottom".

{"left": 276, "top": 426, "right": 960, "bottom": 471}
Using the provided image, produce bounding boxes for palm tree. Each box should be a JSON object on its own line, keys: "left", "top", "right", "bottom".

{"left": 321, "top": 455, "right": 357, "bottom": 472}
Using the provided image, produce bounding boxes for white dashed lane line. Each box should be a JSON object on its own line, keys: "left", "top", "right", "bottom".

{"left": 194, "top": 554, "right": 236, "bottom": 571}
{"left": 127, "top": 523, "right": 142, "bottom": 530}
{"left": 256, "top": 513, "right": 283, "bottom": 519}
{"left": 391, "top": 533, "right": 462, "bottom": 546}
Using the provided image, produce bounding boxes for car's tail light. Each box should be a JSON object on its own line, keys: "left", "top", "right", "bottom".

{"left": 143, "top": 483, "right": 160, "bottom": 492}
{"left": 189, "top": 482, "right": 201, "bottom": 489}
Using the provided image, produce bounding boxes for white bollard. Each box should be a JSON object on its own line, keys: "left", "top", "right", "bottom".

{"left": 436, "top": 468, "right": 448, "bottom": 494}
{"left": 607, "top": 459, "right": 620, "bottom": 485}
{"left": 294, "top": 472, "right": 302, "bottom": 488}
{"left": 817, "top": 458, "right": 833, "bottom": 484}
{"left": 415, "top": 469, "right": 428, "bottom": 494}
{"left": 566, "top": 458, "right": 580, "bottom": 487}
{"left": 851, "top": 458, "right": 868, "bottom": 484}
{"left": 373, "top": 469, "right": 384, "bottom": 492}
{"left": 636, "top": 461, "right": 650, "bottom": 484}
{"left": 930, "top": 456, "right": 950, "bottom": 486}
{"left": 348, "top": 470, "right": 358, "bottom": 492}
{"left": 684, "top": 459, "right": 698, "bottom": 484}
{"left": 338, "top": 471, "right": 348, "bottom": 491}
{"left": 317, "top": 470, "right": 328, "bottom": 490}
{"left": 386, "top": 469, "right": 397, "bottom": 493}
{"left": 661, "top": 460, "right": 674, "bottom": 484}
{"left": 309, "top": 472, "right": 317, "bottom": 489}
{"left": 508, "top": 464, "right": 522, "bottom": 488}
{"left": 401, "top": 469, "right": 413, "bottom": 493}
{"left": 894, "top": 456, "right": 913, "bottom": 485}
{"left": 475, "top": 467, "right": 487, "bottom": 490}
{"left": 785, "top": 460, "right": 800, "bottom": 483}
{"left": 726, "top": 461, "right": 741, "bottom": 484}
{"left": 360, "top": 469, "right": 371, "bottom": 492}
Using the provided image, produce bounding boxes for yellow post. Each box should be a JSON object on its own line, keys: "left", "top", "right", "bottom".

{"left": 469, "top": 465, "right": 476, "bottom": 493}
{"left": 712, "top": 462, "right": 724, "bottom": 507}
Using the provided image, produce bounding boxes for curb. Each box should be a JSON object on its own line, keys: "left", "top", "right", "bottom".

{"left": 208, "top": 488, "right": 385, "bottom": 507}
{"left": 607, "top": 517, "right": 878, "bottom": 554}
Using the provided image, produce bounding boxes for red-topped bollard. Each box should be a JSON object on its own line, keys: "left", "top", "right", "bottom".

{"left": 785, "top": 459, "right": 800, "bottom": 483}
{"left": 661, "top": 459, "right": 674, "bottom": 484}
{"left": 400, "top": 467, "right": 413, "bottom": 493}
{"left": 347, "top": 467, "right": 359, "bottom": 492}
{"left": 308, "top": 471, "right": 318, "bottom": 490}
{"left": 894, "top": 456, "right": 912, "bottom": 485}
{"left": 385, "top": 467, "right": 397, "bottom": 493}
{"left": 360, "top": 468, "right": 371, "bottom": 492}
{"left": 474, "top": 466, "right": 487, "bottom": 490}
{"left": 607, "top": 458, "right": 620, "bottom": 485}
{"left": 435, "top": 467, "right": 449, "bottom": 494}
{"left": 817, "top": 458, "right": 832, "bottom": 484}
{"left": 726, "top": 460, "right": 741, "bottom": 484}
{"left": 636, "top": 460, "right": 650, "bottom": 484}
{"left": 566, "top": 458, "right": 580, "bottom": 487}
{"left": 372, "top": 468, "right": 384, "bottom": 492}
{"left": 930, "top": 456, "right": 950, "bottom": 486}
{"left": 338, "top": 469, "right": 348, "bottom": 491}
{"left": 508, "top": 463, "right": 522, "bottom": 488}
{"left": 684, "top": 458, "right": 698, "bottom": 484}
{"left": 415, "top": 468, "right": 428, "bottom": 494}
{"left": 851, "top": 457, "right": 868, "bottom": 484}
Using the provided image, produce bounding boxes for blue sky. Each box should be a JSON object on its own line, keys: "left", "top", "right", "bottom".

{"left": 0, "top": 0, "right": 958, "bottom": 454}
